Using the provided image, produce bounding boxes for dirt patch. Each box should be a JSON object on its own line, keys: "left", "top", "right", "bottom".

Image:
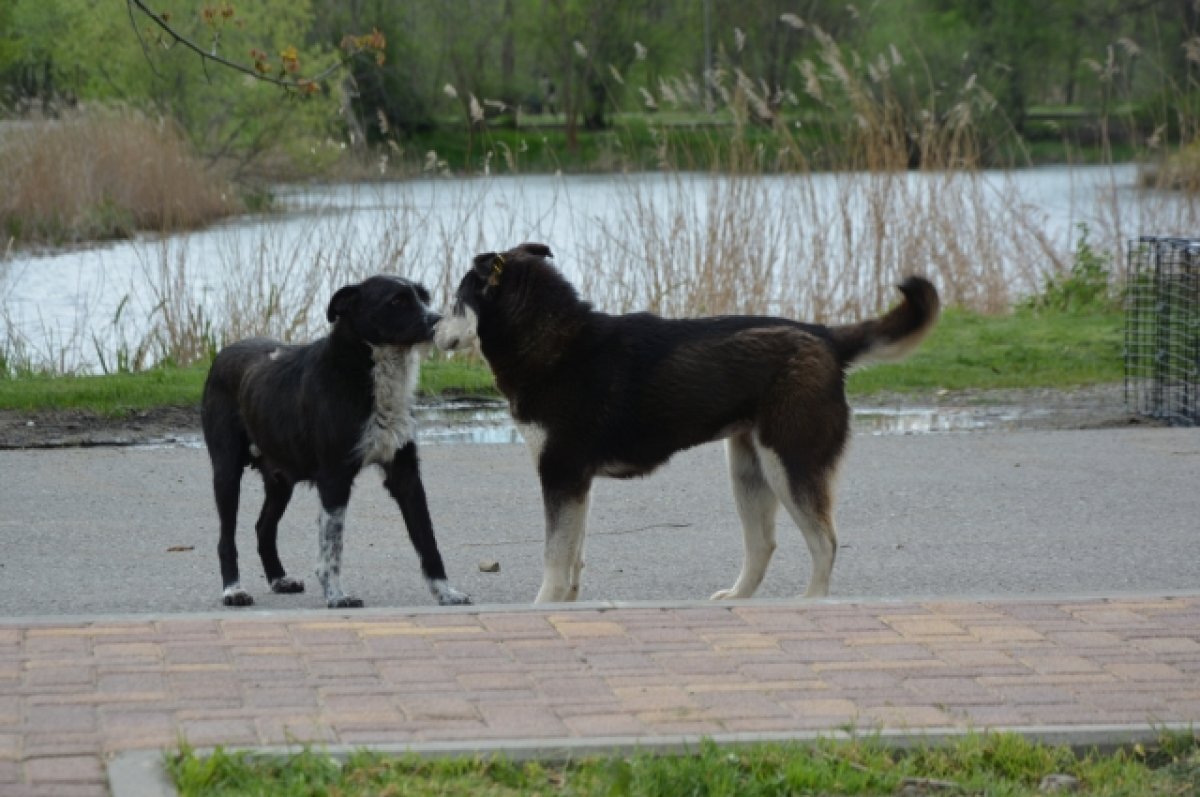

{"left": 0, "top": 406, "right": 203, "bottom": 449}
{"left": 0, "top": 383, "right": 1158, "bottom": 450}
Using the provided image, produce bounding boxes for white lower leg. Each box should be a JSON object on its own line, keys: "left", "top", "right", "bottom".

{"left": 315, "top": 506, "right": 351, "bottom": 606}
{"left": 535, "top": 493, "right": 589, "bottom": 604}
{"left": 755, "top": 441, "right": 838, "bottom": 599}
{"left": 713, "top": 436, "right": 779, "bottom": 600}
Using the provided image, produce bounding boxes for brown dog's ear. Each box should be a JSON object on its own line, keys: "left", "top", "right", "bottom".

{"left": 516, "top": 242, "right": 553, "bottom": 259}
{"left": 326, "top": 285, "right": 360, "bottom": 323}
{"left": 472, "top": 252, "right": 499, "bottom": 276}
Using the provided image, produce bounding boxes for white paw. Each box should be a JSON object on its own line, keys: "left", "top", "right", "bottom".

{"left": 429, "top": 579, "right": 472, "bottom": 606}
{"left": 223, "top": 585, "right": 254, "bottom": 607}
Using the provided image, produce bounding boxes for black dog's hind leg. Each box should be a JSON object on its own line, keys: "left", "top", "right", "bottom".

{"left": 256, "top": 473, "right": 304, "bottom": 595}
{"left": 383, "top": 442, "right": 471, "bottom": 606}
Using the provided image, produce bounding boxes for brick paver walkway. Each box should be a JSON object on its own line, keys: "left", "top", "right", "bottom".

{"left": 3, "top": 594, "right": 1199, "bottom": 795}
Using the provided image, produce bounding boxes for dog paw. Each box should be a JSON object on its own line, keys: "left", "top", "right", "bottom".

{"left": 270, "top": 576, "right": 305, "bottom": 594}
{"left": 429, "top": 579, "right": 472, "bottom": 606}
{"left": 223, "top": 587, "right": 254, "bottom": 607}
{"left": 327, "top": 596, "right": 364, "bottom": 609}
{"left": 438, "top": 588, "right": 472, "bottom": 606}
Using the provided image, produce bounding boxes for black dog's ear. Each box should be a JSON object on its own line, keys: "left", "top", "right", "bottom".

{"left": 516, "top": 242, "right": 553, "bottom": 259}
{"left": 326, "top": 285, "right": 360, "bottom": 323}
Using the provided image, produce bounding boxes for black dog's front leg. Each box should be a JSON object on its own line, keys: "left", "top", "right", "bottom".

{"left": 383, "top": 442, "right": 472, "bottom": 606}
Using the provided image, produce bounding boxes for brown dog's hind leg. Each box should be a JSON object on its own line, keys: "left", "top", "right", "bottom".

{"left": 712, "top": 431, "right": 780, "bottom": 600}
{"left": 755, "top": 441, "right": 839, "bottom": 599}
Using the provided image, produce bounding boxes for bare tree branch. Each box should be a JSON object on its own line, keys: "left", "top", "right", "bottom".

{"left": 126, "top": 0, "right": 343, "bottom": 92}
{"left": 126, "top": 0, "right": 163, "bottom": 79}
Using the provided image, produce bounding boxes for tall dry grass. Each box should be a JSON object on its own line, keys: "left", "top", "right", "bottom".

{"left": 572, "top": 26, "right": 1058, "bottom": 322}
{"left": 4, "top": 25, "right": 1199, "bottom": 374}
{"left": 0, "top": 108, "right": 236, "bottom": 247}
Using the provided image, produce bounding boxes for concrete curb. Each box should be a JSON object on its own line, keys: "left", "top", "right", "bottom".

{"left": 108, "top": 723, "right": 1199, "bottom": 797}
{"left": 7, "top": 588, "right": 1200, "bottom": 628}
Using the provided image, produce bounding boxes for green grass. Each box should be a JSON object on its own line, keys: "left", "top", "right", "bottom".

{"left": 168, "top": 731, "right": 1199, "bottom": 797}
{"left": 846, "top": 307, "right": 1123, "bottom": 395}
{"left": 0, "top": 358, "right": 500, "bottom": 416}
{"left": 0, "top": 308, "right": 1123, "bottom": 415}
{"left": 400, "top": 107, "right": 1135, "bottom": 175}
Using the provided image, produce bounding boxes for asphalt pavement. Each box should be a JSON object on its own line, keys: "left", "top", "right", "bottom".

{"left": 2, "top": 425, "right": 1198, "bottom": 616}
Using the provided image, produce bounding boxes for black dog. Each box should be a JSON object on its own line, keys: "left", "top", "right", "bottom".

{"left": 435, "top": 243, "right": 938, "bottom": 603}
{"left": 201, "top": 275, "right": 471, "bottom": 608}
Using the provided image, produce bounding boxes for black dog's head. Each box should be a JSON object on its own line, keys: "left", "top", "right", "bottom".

{"left": 433, "top": 242, "right": 563, "bottom": 352}
{"left": 326, "top": 275, "right": 441, "bottom": 347}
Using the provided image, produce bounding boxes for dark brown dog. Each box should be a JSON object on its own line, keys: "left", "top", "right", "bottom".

{"left": 435, "top": 243, "right": 938, "bottom": 603}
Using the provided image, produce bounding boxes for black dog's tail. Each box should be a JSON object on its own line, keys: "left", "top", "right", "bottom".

{"left": 829, "top": 276, "right": 940, "bottom": 369}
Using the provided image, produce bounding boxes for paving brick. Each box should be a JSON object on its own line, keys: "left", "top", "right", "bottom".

{"left": 562, "top": 712, "right": 648, "bottom": 736}
{"left": 478, "top": 703, "right": 569, "bottom": 736}
{"left": 821, "top": 669, "right": 904, "bottom": 690}
{"left": 1105, "top": 662, "right": 1190, "bottom": 682}
{"left": 903, "top": 677, "right": 999, "bottom": 704}
{"left": 0, "top": 732, "right": 18, "bottom": 759}
{"left": 244, "top": 687, "right": 321, "bottom": 710}
{"left": 612, "top": 685, "right": 696, "bottom": 711}
{"left": 21, "top": 732, "right": 102, "bottom": 758}
{"left": 1135, "top": 637, "right": 1200, "bottom": 654}
{"left": 551, "top": 619, "right": 627, "bottom": 638}
{"left": 177, "top": 718, "right": 260, "bottom": 746}
{"left": 1017, "top": 654, "right": 1105, "bottom": 675}
{"left": 24, "top": 704, "right": 96, "bottom": 734}
{"left": 456, "top": 672, "right": 533, "bottom": 691}
{"left": 691, "top": 690, "right": 792, "bottom": 720}
{"left": 581, "top": 651, "right": 660, "bottom": 673}
{"left": 736, "top": 660, "right": 816, "bottom": 681}
{"left": 399, "top": 696, "right": 481, "bottom": 722}
{"left": 859, "top": 705, "right": 953, "bottom": 728}
{"left": 702, "top": 632, "right": 781, "bottom": 652}
{"left": 885, "top": 617, "right": 968, "bottom": 637}
{"left": 23, "top": 666, "right": 94, "bottom": 689}
{"left": 782, "top": 697, "right": 859, "bottom": 718}
{"left": 968, "top": 625, "right": 1047, "bottom": 643}
{"left": 732, "top": 608, "right": 821, "bottom": 632}
{"left": 256, "top": 715, "right": 337, "bottom": 745}
{"left": 23, "top": 756, "right": 104, "bottom": 784}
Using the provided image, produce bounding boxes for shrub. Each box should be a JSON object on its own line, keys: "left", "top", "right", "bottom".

{"left": 0, "top": 108, "right": 237, "bottom": 248}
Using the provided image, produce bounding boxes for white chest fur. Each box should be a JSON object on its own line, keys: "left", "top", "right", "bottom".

{"left": 357, "top": 345, "right": 422, "bottom": 466}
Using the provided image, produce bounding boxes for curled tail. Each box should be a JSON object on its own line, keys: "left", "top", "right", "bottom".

{"left": 830, "top": 276, "right": 940, "bottom": 368}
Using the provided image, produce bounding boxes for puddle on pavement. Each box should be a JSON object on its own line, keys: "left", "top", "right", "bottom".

{"left": 142, "top": 399, "right": 1049, "bottom": 450}
{"left": 416, "top": 400, "right": 1052, "bottom": 445}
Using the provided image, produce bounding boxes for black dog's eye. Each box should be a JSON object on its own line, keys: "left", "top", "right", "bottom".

{"left": 390, "top": 294, "right": 410, "bottom": 306}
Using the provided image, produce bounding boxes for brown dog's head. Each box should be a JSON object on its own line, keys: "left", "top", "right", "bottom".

{"left": 433, "top": 242, "right": 563, "bottom": 352}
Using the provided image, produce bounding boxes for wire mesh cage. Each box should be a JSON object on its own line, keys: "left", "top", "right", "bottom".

{"left": 1125, "top": 236, "right": 1200, "bottom": 426}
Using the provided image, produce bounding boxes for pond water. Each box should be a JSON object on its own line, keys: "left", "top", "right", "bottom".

{"left": 0, "top": 164, "right": 1190, "bottom": 372}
